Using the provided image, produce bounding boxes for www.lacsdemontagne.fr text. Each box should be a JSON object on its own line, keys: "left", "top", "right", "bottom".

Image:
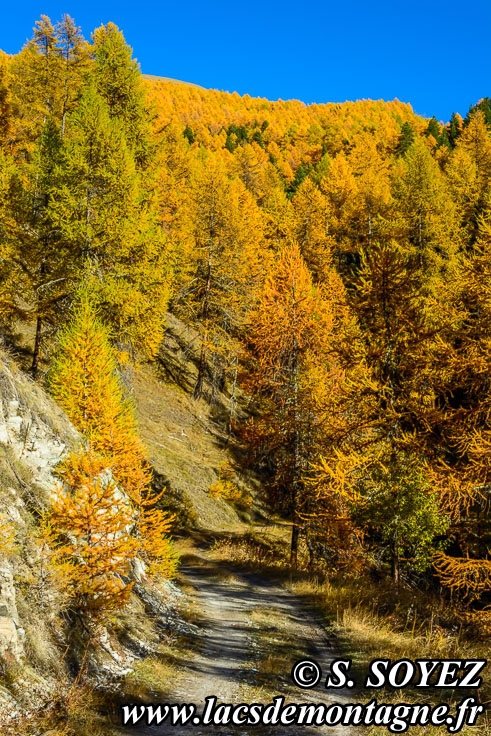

{"left": 122, "top": 695, "right": 484, "bottom": 733}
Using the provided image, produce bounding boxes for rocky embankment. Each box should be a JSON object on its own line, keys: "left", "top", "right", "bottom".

{"left": 0, "top": 350, "right": 190, "bottom": 731}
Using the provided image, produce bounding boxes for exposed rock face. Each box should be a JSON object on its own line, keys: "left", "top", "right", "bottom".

{"left": 0, "top": 564, "right": 24, "bottom": 659}
{"left": 0, "top": 390, "right": 77, "bottom": 495}
{"left": 0, "top": 355, "right": 80, "bottom": 667}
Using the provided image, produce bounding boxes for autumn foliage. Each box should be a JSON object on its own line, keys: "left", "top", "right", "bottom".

{"left": 47, "top": 292, "right": 177, "bottom": 616}
{"left": 46, "top": 451, "right": 138, "bottom": 615}
{"left": 1, "top": 15, "right": 490, "bottom": 626}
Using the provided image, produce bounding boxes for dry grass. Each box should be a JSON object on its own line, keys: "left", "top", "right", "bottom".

{"left": 290, "top": 577, "right": 490, "bottom": 735}
{"left": 1, "top": 679, "right": 107, "bottom": 736}
{"left": 211, "top": 531, "right": 489, "bottom": 734}
{"left": 132, "top": 359, "right": 249, "bottom": 530}
{"left": 209, "top": 529, "right": 291, "bottom": 572}
{"left": 290, "top": 576, "right": 488, "bottom": 662}
{"left": 123, "top": 647, "right": 185, "bottom": 702}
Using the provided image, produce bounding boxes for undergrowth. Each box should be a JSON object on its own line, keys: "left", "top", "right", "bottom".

{"left": 1, "top": 680, "right": 106, "bottom": 736}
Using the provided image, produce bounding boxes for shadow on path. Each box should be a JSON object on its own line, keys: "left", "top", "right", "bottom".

{"left": 120, "top": 558, "right": 353, "bottom": 736}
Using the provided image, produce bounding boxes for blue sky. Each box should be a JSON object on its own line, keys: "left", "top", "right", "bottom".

{"left": 2, "top": 1, "right": 490, "bottom": 122}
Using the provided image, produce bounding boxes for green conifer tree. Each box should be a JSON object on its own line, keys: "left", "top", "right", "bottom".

{"left": 438, "top": 127, "right": 451, "bottom": 150}
{"left": 425, "top": 116, "right": 440, "bottom": 140}
{"left": 0, "top": 118, "right": 72, "bottom": 374}
{"left": 91, "top": 23, "right": 151, "bottom": 167}
{"left": 395, "top": 122, "right": 415, "bottom": 155}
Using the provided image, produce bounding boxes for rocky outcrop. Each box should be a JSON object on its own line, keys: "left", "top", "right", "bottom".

{"left": 0, "top": 564, "right": 24, "bottom": 660}
{"left": 0, "top": 354, "right": 80, "bottom": 666}
{"left": 0, "top": 396, "right": 67, "bottom": 491}
{"left": 0, "top": 358, "right": 79, "bottom": 494}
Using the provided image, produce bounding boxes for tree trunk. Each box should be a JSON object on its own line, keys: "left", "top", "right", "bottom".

{"left": 391, "top": 540, "right": 400, "bottom": 586}
{"left": 290, "top": 274, "right": 301, "bottom": 568}
{"left": 290, "top": 520, "right": 299, "bottom": 568}
{"left": 31, "top": 316, "right": 42, "bottom": 377}
{"left": 193, "top": 245, "right": 213, "bottom": 400}
{"left": 61, "top": 92, "right": 68, "bottom": 138}
{"left": 227, "top": 356, "right": 238, "bottom": 435}
{"left": 417, "top": 207, "right": 424, "bottom": 269}
{"left": 306, "top": 533, "right": 315, "bottom": 570}
{"left": 84, "top": 141, "right": 94, "bottom": 259}
{"left": 61, "top": 46, "right": 70, "bottom": 139}
{"left": 193, "top": 337, "right": 207, "bottom": 400}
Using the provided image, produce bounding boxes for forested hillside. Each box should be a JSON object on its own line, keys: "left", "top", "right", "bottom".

{"left": 0, "top": 13, "right": 490, "bottom": 733}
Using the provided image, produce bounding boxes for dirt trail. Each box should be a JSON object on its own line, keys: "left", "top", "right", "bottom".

{"left": 128, "top": 555, "right": 353, "bottom": 736}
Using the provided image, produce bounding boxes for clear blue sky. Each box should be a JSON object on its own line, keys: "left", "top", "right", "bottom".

{"left": 2, "top": 1, "right": 490, "bottom": 122}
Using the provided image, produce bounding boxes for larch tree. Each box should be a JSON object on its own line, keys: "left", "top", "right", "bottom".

{"left": 430, "top": 206, "right": 491, "bottom": 626}
{"left": 0, "top": 118, "right": 74, "bottom": 375}
{"left": 1, "top": 15, "right": 89, "bottom": 372}
{"left": 176, "top": 155, "right": 266, "bottom": 400}
{"left": 91, "top": 22, "right": 152, "bottom": 167}
{"left": 231, "top": 142, "right": 269, "bottom": 201}
{"left": 0, "top": 52, "right": 13, "bottom": 149}
{"left": 46, "top": 450, "right": 138, "bottom": 618}
{"left": 392, "top": 137, "right": 460, "bottom": 281}
{"left": 447, "top": 110, "right": 491, "bottom": 244}
{"left": 9, "top": 15, "right": 61, "bottom": 147}
{"left": 348, "top": 134, "right": 392, "bottom": 247}
{"left": 246, "top": 243, "right": 345, "bottom": 565}
{"left": 56, "top": 14, "right": 90, "bottom": 138}
{"left": 262, "top": 184, "right": 294, "bottom": 248}
{"left": 318, "top": 153, "right": 359, "bottom": 267}
{"left": 49, "top": 83, "right": 171, "bottom": 357}
{"left": 291, "top": 177, "right": 334, "bottom": 281}
{"left": 316, "top": 241, "right": 450, "bottom": 582}
{"left": 8, "top": 15, "right": 88, "bottom": 150}
{"left": 50, "top": 292, "right": 178, "bottom": 584}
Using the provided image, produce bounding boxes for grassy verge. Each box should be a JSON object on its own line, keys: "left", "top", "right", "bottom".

{"left": 112, "top": 631, "right": 195, "bottom": 705}
{"left": 289, "top": 577, "right": 490, "bottom": 735}
{"left": 212, "top": 529, "right": 489, "bottom": 734}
